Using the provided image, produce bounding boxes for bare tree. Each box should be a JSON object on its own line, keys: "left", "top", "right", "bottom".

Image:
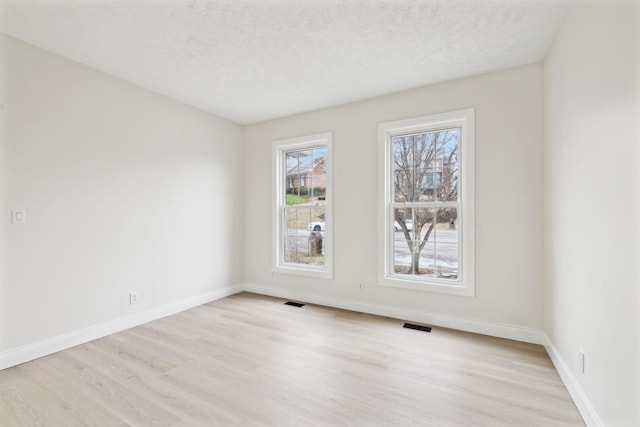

{"left": 393, "top": 130, "right": 458, "bottom": 275}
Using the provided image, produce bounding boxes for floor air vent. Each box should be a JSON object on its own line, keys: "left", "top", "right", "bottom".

{"left": 284, "top": 301, "right": 305, "bottom": 308}
{"left": 403, "top": 323, "right": 432, "bottom": 333}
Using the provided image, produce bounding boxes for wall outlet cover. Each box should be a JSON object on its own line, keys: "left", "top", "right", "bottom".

{"left": 12, "top": 210, "right": 26, "bottom": 224}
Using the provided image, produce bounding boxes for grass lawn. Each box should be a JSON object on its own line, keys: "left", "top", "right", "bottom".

{"left": 286, "top": 194, "right": 309, "bottom": 205}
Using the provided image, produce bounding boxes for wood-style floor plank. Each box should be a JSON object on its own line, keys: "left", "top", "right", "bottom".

{"left": 0, "top": 292, "right": 585, "bottom": 426}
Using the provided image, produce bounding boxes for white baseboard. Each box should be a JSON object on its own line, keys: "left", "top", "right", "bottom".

{"left": 241, "top": 282, "right": 544, "bottom": 345}
{"left": 0, "top": 285, "right": 241, "bottom": 371}
{"left": 542, "top": 334, "right": 604, "bottom": 427}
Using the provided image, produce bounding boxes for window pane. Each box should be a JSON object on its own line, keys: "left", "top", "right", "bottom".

{"left": 433, "top": 208, "right": 459, "bottom": 279}
{"left": 392, "top": 207, "right": 458, "bottom": 280}
{"left": 438, "top": 130, "right": 459, "bottom": 202}
{"left": 283, "top": 206, "right": 325, "bottom": 266}
{"left": 392, "top": 129, "right": 459, "bottom": 203}
{"left": 393, "top": 207, "right": 435, "bottom": 276}
{"left": 285, "top": 151, "right": 300, "bottom": 203}
{"left": 393, "top": 169, "right": 411, "bottom": 202}
{"left": 308, "top": 147, "right": 326, "bottom": 202}
{"left": 392, "top": 135, "right": 414, "bottom": 202}
{"left": 286, "top": 147, "right": 328, "bottom": 205}
{"left": 413, "top": 132, "right": 437, "bottom": 203}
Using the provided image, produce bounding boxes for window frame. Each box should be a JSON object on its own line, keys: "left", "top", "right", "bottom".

{"left": 272, "top": 132, "right": 333, "bottom": 279}
{"left": 378, "top": 109, "right": 475, "bottom": 296}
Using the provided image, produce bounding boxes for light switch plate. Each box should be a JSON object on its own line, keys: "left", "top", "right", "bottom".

{"left": 12, "top": 210, "right": 26, "bottom": 224}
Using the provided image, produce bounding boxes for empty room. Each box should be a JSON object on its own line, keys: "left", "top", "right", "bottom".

{"left": 0, "top": 0, "right": 638, "bottom": 426}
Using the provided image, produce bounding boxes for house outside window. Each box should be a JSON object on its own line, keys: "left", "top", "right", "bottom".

{"left": 424, "top": 171, "right": 442, "bottom": 189}
{"left": 273, "top": 132, "right": 333, "bottom": 279}
{"left": 378, "top": 109, "right": 475, "bottom": 296}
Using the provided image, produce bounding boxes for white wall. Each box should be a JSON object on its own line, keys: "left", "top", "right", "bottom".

{"left": 544, "top": 1, "right": 640, "bottom": 425}
{"left": 0, "top": 36, "right": 7, "bottom": 357}
{"left": 0, "top": 34, "right": 243, "bottom": 355}
{"left": 243, "top": 64, "right": 545, "bottom": 341}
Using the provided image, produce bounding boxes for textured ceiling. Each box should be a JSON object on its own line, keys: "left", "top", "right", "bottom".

{"left": 0, "top": 0, "right": 567, "bottom": 124}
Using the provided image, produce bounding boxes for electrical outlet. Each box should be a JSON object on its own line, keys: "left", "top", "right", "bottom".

{"left": 578, "top": 349, "right": 585, "bottom": 373}
{"left": 358, "top": 282, "right": 365, "bottom": 291}
{"left": 12, "top": 209, "right": 26, "bottom": 224}
{"left": 268, "top": 271, "right": 273, "bottom": 279}
{"left": 129, "top": 291, "right": 139, "bottom": 305}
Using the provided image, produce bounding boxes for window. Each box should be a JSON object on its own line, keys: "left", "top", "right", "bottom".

{"left": 378, "top": 109, "right": 475, "bottom": 296}
{"left": 273, "top": 132, "right": 332, "bottom": 279}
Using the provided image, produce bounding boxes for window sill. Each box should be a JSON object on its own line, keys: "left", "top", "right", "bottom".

{"left": 378, "top": 275, "right": 474, "bottom": 297}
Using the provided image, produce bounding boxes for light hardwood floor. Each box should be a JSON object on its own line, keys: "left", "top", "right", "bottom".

{"left": 0, "top": 292, "right": 584, "bottom": 426}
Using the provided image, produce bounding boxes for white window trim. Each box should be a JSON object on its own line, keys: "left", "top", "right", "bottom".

{"left": 378, "top": 109, "right": 475, "bottom": 296}
{"left": 272, "top": 132, "right": 333, "bottom": 279}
